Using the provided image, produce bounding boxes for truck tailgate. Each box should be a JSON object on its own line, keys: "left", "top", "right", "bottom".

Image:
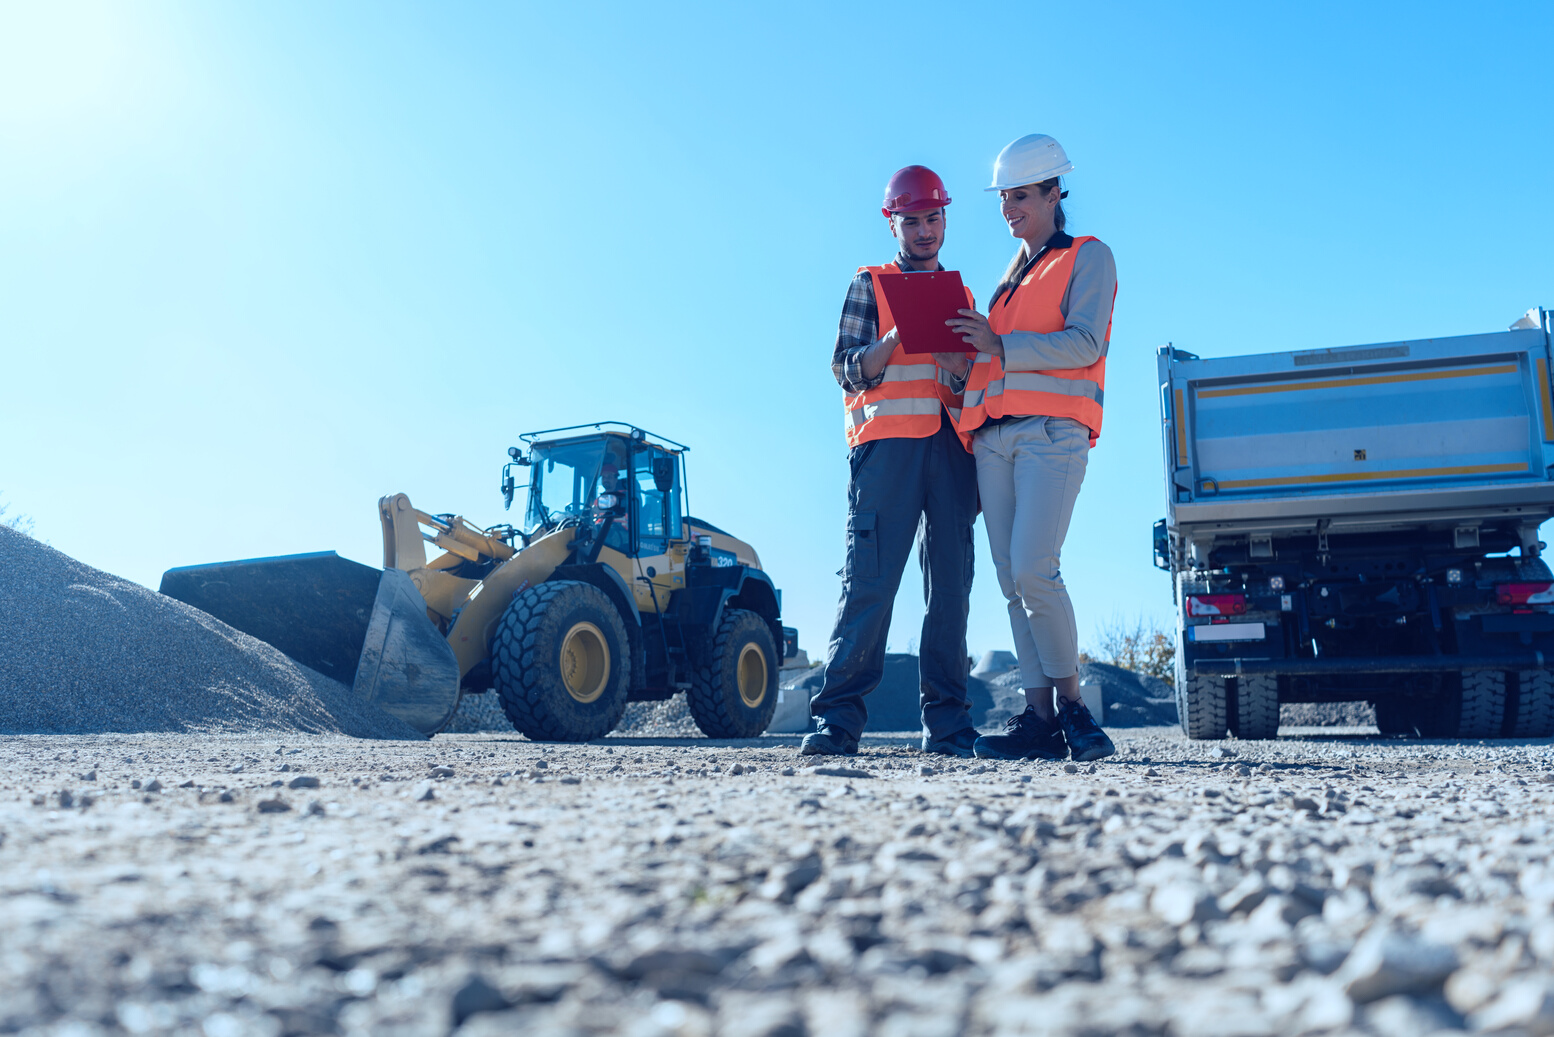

{"left": 1161, "top": 327, "right": 1554, "bottom": 525}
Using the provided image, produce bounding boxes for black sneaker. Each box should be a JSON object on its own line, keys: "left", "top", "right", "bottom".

{"left": 799, "top": 726, "right": 858, "bottom": 756}
{"left": 922, "top": 727, "right": 978, "bottom": 758}
{"left": 973, "top": 707, "right": 1068, "bottom": 761}
{"left": 1057, "top": 697, "right": 1115, "bottom": 762}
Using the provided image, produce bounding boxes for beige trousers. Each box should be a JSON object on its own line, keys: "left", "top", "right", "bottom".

{"left": 972, "top": 416, "right": 1089, "bottom": 688}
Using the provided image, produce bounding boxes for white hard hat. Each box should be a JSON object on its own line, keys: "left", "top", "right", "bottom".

{"left": 986, "top": 133, "right": 1073, "bottom": 192}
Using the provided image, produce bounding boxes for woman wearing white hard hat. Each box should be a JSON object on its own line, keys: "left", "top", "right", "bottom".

{"left": 940, "top": 133, "right": 1118, "bottom": 763}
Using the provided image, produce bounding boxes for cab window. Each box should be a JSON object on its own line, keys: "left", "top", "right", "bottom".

{"left": 630, "top": 447, "right": 682, "bottom": 556}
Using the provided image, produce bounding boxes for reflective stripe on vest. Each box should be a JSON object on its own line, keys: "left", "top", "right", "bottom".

{"left": 955, "top": 235, "right": 1112, "bottom": 449}
{"left": 843, "top": 263, "right": 976, "bottom": 448}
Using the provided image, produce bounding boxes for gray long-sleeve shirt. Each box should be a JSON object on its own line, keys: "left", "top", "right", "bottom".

{"left": 992, "top": 232, "right": 1116, "bottom": 372}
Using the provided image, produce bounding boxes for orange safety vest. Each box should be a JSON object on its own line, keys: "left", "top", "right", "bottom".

{"left": 843, "top": 264, "right": 976, "bottom": 447}
{"left": 955, "top": 236, "right": 1113, "bottom": 449}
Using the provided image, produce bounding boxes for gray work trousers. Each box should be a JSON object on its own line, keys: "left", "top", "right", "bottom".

{"left": 810, "top": 418, "right": 979, "bottom": 741}
{"left": 973, "top": 416, "right": 1090, "bottom": 688}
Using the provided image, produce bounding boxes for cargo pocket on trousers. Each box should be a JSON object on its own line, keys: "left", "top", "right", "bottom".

{"left": 846, "top": 510, "right": 879, "bottom": 580}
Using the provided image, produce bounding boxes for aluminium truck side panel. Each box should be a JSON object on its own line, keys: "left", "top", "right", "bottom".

{"left": 1160, "top": 326, "right": 1554, "bottom": 537}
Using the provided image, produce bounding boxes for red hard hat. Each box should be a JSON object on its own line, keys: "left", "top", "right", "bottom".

{"left": 882, "top": 165, "right": 951, "bottom": 217}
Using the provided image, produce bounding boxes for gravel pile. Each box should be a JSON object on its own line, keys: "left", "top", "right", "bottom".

{"left": 442, "top": 691, "right": 510, "bottom": 734}
{"left": 615, "top": 697, "right": 703, "bottom": 738}
{"left": 5, "top": 729, "right": 1553, "bottom": 1035}
{"left": 0, "top": 528, "right": 421, "bottom": 740}
{"left": 445, "top": 693, "right": 706, "bottom": 738}
{"left": 1283, "top": 700, "right": 1379, "bottom": 727}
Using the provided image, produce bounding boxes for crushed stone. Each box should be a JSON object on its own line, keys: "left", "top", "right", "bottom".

{"left": 1283, "top": 700, "right": 1378, "bottom": 727}
{"left": 0, "top": 527, "right": 421, "bottom": 740}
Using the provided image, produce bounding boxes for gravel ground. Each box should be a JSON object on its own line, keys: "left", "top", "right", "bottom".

{"left": 0, "top": 529, "right": 418, "bottom": 740}
{"left": 5, "top": 728, "right": 1554, "bottom": 1036}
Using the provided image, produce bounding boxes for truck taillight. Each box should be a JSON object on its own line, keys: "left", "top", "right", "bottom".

{"left": 1496, "top": 582, "right": 1554, "bottom": 606}
{"left": 1188, "top": 594, "right": 1247, "bottom": 616}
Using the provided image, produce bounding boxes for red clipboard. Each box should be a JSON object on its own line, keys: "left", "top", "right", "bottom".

{"left": 875, "top": 270, "right": 975, "bottom": 355}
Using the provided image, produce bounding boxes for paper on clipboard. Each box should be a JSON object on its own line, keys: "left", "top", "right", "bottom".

{"left": 876, "top": 270, "right": 975, "bottom": 355}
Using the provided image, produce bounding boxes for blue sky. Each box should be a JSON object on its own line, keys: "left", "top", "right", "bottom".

{"left": 4, "top": 1, "right": 1552, "bottom": 663}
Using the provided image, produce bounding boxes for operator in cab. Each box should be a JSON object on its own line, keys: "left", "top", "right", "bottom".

{"left": 802, "top": 166, "right": 981, "bottom": 758}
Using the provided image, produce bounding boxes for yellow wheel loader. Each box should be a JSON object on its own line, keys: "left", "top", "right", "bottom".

{"left": 160, "top": 423, "right": 784, "bottom": 741}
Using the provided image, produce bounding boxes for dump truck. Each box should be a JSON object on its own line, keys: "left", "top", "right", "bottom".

{"left": 1155, "top": 307, "right": 1554, "bottom": 740}
{"left": 161, "top": 423, "right": 783, "bottom": 741}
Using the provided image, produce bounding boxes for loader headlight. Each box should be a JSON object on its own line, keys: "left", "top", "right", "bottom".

{"left": 1268, "top": 576, "right": 1286, "bottom": 592}
{"left": 1446, "top": 568, "right": 1463, "bottom": 585}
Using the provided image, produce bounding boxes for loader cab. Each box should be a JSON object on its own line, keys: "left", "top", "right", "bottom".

{"left": 519, "top": 425, "right": 686, "bottom": 559}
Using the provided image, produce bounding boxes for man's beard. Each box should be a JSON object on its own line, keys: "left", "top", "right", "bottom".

{"left": 904, "top": 242, "right": 940, "bottom": 263}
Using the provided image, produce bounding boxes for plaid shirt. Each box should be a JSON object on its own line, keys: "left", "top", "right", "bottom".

{"left": 831, "top": 252, "right": 941, "bottom": 394}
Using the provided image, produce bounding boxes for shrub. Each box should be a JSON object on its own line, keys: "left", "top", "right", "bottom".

{"left": 0, "top": 492, "right": 34, "bottom": 537}
{"left": 1082, "top": 614, "right": 1175, "bottom": 681}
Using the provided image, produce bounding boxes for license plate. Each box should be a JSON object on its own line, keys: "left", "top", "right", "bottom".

{"left": 1190, "top": 622, "right": 1267, "bottom": 642}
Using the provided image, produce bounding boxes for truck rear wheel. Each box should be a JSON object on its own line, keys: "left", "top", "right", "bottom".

{"left": 687, "top": 609, "right": 779, "bottom": 738}
{"left": 492, "top": 581, "right": 631, "bottom": 742}
{"left": 1427, "top": 670, "right": 1506, "bottom": 739}
{"left": 1176, "top": 654, "right": 1228, "bottom": 739}
{"left": 1229, "top": 675, "right": 1279, "bottom": 739}
{"left": 1506, "top": 670, "right": 1554, "bottom": 738}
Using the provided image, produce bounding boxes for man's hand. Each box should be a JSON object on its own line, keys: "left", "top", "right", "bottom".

{"left": 946, "top": 308, "right": 1002, "bottom": 356}
{"left": 931, "top": 351, "right": 971, "bottom": 377}
{"left": 860, "top": 327, "right": 900, "bottom": 381}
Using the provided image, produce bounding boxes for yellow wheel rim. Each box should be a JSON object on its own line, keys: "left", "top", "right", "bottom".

{"left": 736, "top": 643, "right": 768, "bottom": 708}
{"left": 559, "top": 622, "right": 610, "bottom": 704}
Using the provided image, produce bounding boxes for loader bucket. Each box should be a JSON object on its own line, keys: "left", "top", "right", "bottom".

{"left": 160, "top": 552, "right": 462, "bottom": 734}
{"left": 351, "top": 568, "right": 462, "bottom": 734}
{"left": 159, "top": 552, "right": 381, "bottom": 684}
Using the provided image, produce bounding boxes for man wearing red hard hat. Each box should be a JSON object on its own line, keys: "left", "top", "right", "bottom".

{"left": 802, "top": 166, "right": 981, "bottom": 757}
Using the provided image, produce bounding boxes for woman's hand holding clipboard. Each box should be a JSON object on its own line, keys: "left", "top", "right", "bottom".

{"left": 945, "top": 308, "right": 1003, "bottom": 357}
{"left": 876, "top": 270, "right": 1002, "bottom": 380}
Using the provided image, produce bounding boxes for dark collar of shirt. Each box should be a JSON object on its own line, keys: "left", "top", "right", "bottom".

{"left": 992, "top": 230, "right": 1074, "bottom": 310}
{"left": 893, "top": 251, "right": 945, "bottom": 273}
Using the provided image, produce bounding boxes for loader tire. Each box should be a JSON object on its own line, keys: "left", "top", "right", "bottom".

{"left": 492, "top": 581, "right": 630, "bottom": 742}
{"left": 1505, "top": 670, "right": 1554, "bottom": 738}
{"left": 686, "top": 609, "right": 779, "bottom": 738}
{"left": 1229, "top": 674, "right": 1280, "bottom": 740}
{"left": 1427, "top": 670, "right": 1506, "bottom": 739}
{"left": 1176, "top": 653, "right": 1228, "bottom": 740}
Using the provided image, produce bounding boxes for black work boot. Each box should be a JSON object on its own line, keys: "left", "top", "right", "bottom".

{"left": 1057, "top": 697, "right": 1115, "bottom": 762}
{"left": 922, "top": 727, "right": 978, "bottom": 758}
{"left": 799, "top": 725, "right": 859, "bottom": 756}
{"left": 973, "top": 707, "right": 1068, "bottom": 761}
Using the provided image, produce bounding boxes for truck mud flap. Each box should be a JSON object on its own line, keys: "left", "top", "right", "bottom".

{"left": 353, "top": 569, "right": 462, "bottom": 735}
